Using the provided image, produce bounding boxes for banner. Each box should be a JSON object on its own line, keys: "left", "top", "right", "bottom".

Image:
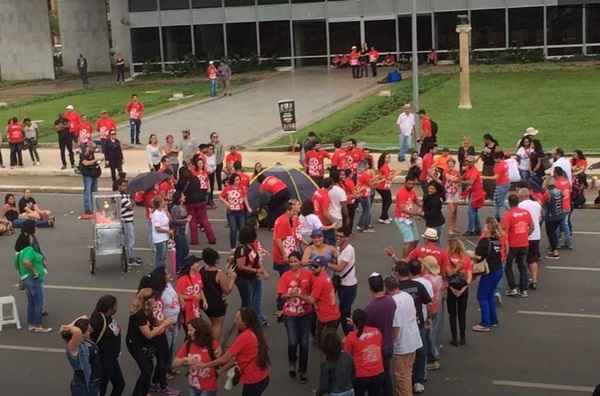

{"left": 278, "top": 99, "right": 296, "bottom": 134}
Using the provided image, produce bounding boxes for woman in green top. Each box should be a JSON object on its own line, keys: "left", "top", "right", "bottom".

{"left": 15, "top": 222, "right": 51, "bottom": 332}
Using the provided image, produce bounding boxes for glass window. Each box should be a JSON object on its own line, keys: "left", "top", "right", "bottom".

{"left": 365, "top": 20, "right": 396, "bottom": 53}
{"left": 227, "top": 23, "right": 257, "bottom": 57}
{"left": 194, "top": 24, "right": 225, "bottom": 60}
{"left": 588, "top": 4, "right": 600, "bottom": 44}
{"left": 471, "top": 9, "right": 505, "bottom": 49}
{"left": 508, "top": 7, "right": 543, "bottom": 47}
{"left": 398, "top": 14, "right": 433, "bottom": 51}
{"left": 193, "top": 0, "right": 222, "bottom": 8}
{"left": 434, "top": 11, "right": 464, "bottom": 51}
{"left": 293, "top": 20, "right": 326, "bottom": 56}
{"left": 547, "top": 5, "right": 583, "bottom": 45}
{"left": 224, "top": 0, "right": 254, "bottom": 6}
{"left": 258, "top": 0, "right": 288, "bottom": 4}
{"left": 160, "top": 0, "right": 189, "bottom": 10}
{"left": 329, "top": 22, "right": 361, "bottom": 54}
{"left": 131, "top": 27, "right": 161, "bottom": 63}
{"left": 129, "top": 0, "right": 157, "bottom": 12}
{"left": 162, "top": 26, "right": 193, "bottom": 61}
{"left": 260, "top": 21, "right": 291, "bottom": 58}
{"left": 547, "top": 47, "right": 581, "bottom": 56}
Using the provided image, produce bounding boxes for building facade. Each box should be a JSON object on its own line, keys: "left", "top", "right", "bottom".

{"left": 124, "top": 0, "right": 599, "bottom": 71}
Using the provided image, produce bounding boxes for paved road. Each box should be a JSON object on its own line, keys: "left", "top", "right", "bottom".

{"left": 0, "top": 194, "right": 599, "bottom": 396}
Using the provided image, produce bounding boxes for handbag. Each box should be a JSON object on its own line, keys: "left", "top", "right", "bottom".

{"left": 332, "top": 263, "right": 354, "bottom": 291}
{"left": 472, "top": 259, "right": 490, "bottom": 275}
{"left": 447, "top": 273, "right": 467, "bottom": 289}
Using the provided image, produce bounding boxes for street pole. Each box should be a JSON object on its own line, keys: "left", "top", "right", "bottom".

{"left": 411, "top": 0, "right": 420, "bottom": 151}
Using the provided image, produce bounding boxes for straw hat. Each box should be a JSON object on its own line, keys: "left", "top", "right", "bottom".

{"left": 523, "top": 126, "right": 539, "bottom": 136}
{"left": 421, "top": 255, "right": 440, "bottom": 275}
{"left": 422, "top": 227, "right": 439, "bottom": 241}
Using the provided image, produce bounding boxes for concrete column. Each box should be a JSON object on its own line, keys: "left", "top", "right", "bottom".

{"left": 456, "top": 24, "right": 472, "bottom": 110}
{"left": 0, "top": 0, "right": 55, "bottom": 81}
{"left": 109, "top": 0, "right": 132, "bottom": 68}
{"left": 58, "top": 0, "right": 112, "bottom": 74}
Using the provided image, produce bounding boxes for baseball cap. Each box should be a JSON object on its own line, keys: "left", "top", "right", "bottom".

{"left": 65, "top": 105, "right": 74, "bottom": 110}
{"left": 309, "top": 257, "right": 325, "bottom": 269}
{"left": 310, "top": 228, "right": 324, "bottom": 238}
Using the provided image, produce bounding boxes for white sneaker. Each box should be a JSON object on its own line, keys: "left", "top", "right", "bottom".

{"left": 363, "top": 228, "right": 375, "bottom": 233}
{"left": 506, "top": 289, "right": 518, "bottom": 297}
{"left": 414, "top": 383, "right": 425, "bottom": 393}
{"left": 356, "top": 226, "right": 363, "bottom": 231}
{"left": 378, "top": 219, "right": 387, "bottom": 224}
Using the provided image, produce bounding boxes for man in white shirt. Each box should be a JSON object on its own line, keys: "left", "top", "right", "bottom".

{"left": 518, "top": 187, "right": 543, "bottom": 289}
{"left": 328, "top": 170, "right": 348, "bottom": 229}
{"left": 396, "top": 103, "right": 415, "bottom": 162}
{"left": 550, "top": 147, "right": 572, "bottom": 184}
{"left": 329, "top": 227, "right": 357, "bottom": 334}
{"left": 385, "top": 276, "right": 422, "bottom": 396}
{"left": 150, "top": 197, "right": 171, "bottom": 268}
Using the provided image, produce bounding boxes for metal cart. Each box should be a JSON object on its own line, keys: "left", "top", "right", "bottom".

{"left": 89, "top": 192, "right": 128, "bottom": 274}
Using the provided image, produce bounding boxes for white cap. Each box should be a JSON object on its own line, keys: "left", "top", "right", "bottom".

{"left": 65, "top": 105, "right": 74, "bottom": 110}
{"left": 209, "top": 61, "right": 214, "bottom": 65}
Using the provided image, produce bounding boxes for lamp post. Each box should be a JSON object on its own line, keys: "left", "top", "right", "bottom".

{"left": 456, "top": 14, "right": 472, "bottom": 110}
{"left": 411, "top": 0, "right": 420, "bottom": 148}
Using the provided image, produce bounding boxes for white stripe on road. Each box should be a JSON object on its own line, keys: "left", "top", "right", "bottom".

{"left": 0, "top": 345, "right": 64, "bottom": 354}
{"left": 517, "top": 310, "right": 600, "bottom": 319}
{"left": 547, "top": 266, "right": 600, "bottom": 272}
{"left": 573, "top": 231, "right": 600, "bottom": 235}
{"left": 493, "top": 380, "right": 594, "bottom": 393}
{"left": 133, "top": 247, "right": 231, "bottom": 255}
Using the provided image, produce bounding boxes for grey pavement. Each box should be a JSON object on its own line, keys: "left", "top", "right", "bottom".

{"left": 0, "top": 193, "right": 599, "bottom": 395}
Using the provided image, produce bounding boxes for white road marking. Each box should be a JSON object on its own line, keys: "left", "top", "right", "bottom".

{"left": 546, "top": 266, "right": 600, "bottom": 272}
{"left": 573, "top": 231, "right": 600, "bottom": 235}
{"left": 0, "top": 345, "right": 64, "bottom": 354}
{"left": 517, "top": 310, "right": 600, "bottom": 319}
{"left": 493, "top": 380, "right": 594, "bottom": 393}
{"left": 132, "top": 247, "right": 231, "bottom": 255}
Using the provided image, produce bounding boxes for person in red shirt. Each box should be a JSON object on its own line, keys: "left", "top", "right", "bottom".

{"left": 446, "top": 237, "right": 473, "bottom": 345}
{"left": 419, "top": 144, "right": 436, "bottom": 190}
{"left": 96, "top": 110, "right": 117, "bottom": 159}
{"left": 341, "top": 169, "right": 358, "bottom": 233}
{"left": 6, "top": 117, "right": 24, "bottom": 167}
{"left": 173, "top": 318, "right": 222, "bottom": 395}
{"left": 76, "top": 114, "right": 94, "bottom": 150}
{"left": 375, "top": 153, "right": 396, "bottom": 224}
{"left": 401, "top": 227, "right": 450, "bottom": 274}
{"left": 330, "top": 139, "right": 346, "bottom": 175}
{"left": 368, "top": 46, "right": 380, "bottom": 77}
{"left": 418, "top": 109, "right": 435, "bottom": 157}
{"left": 304, "top": 142, "right": 330, "bottom": 186}
{"left": 350, "top": 46, "right": 360, "bottom": 79}
{"left": 126, "top": 94, "right": 144, "bottom": 145}
{"left": 176, "top": 256, "right": 208, "bottom": 323}
{"left": 224, "top": 146, "right": 242, "bottom": 176}
{"left": 276, "top": 251, "right": 313, "bottom": 382}
{"left": 233, "top": 161, "right": 250, "bottom": 191}
{"left": 393, "top": 176, "right": 423, "bottom": 257}
{"left": 462, "top": 156, "right": 486, "bottom": 235}
{"left": 356, "top": 160, "right": 375, "bottom": 232}
{"left": 343, "top": 309, "right": 385, "bottom": 392}
{"left": 207, "top": 61, "right": 218, "bottom": 97}
{"left": 63, "top": 105, "right": 81, "bottom": 141}
{"left": 303, "top": 259, "right": 341, "bottom": 345}
{"left": 219, "top": 173, "right": 252, "bottom": 249}
{"left": 501, "top": 194, "right": 533, "bottom": 297}
{"left": 552, "top": 167, "right": 573, "bottom": 250}
{"left": 189, "top": 154, "right": 216, "bottom": 245}
{"left": 345, "top": 139, "right": 365, "bottom": 176}
{"left": 199, "top": 308, "right": 271, "bottom": 395}
{"left": 482, "top": 151, "right": 510, "bottom": 220}
{"left": 258, "top": 173, "right": 291, "bottom": 229}
{"left": 272, "top": 201, "right": 301, "bottom": 276}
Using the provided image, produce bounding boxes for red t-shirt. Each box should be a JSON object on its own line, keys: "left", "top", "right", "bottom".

{"left": 420, "top": 153, "right": 434, "bottom": 182}
{"left": 348, "top": 148, "right": 365, "bottom": 171}
{"left": 313, "top": 188, "right": 330, "bottom": 225}
{"left": 305, "top": 149, "right": 330, "bottom": 177}
{"left": 357, "top": 171, "right": 373, "bottom": 198}
{"left": 236, "top": 171, "right": 250, "bottom": 191}
{"left": 96, "top": 117, "right": 117, "bottom": 139}
{"left": 343, "top": 326, "right": 384, "bottom": 378}
{"left": 127, "top": 102, "right": 144, "bottom": 119}
{"left": 494, "top": 161, "right": 509, "bottom": 186}
{"left": 260, "top": 176, "right": 287, "bottom": 195}
{"left": 421, "top": 116, "right": 432, "bottom": 139}
{"left": 176, "top": 274, "right": 204, "bottom": 322}
{"left": 77, "top": 121, "right": 93, "bottom": 144}
{"left": 463, "top": 167, "right": 486, "bottom": 208}
{"left": 176, "top": 341, "right": 220, "bottom": 391}
{"left": 501, "top": 207, "right": 533, "bottom": 248}
{"left": 343, "top": 178, "right": 356, "bottom": 204}
{"left": 272, "top": 214, "right": 299, "bottom": 264}
{"left": 448, "top": 253, "right": 473, "bottom": 277}
{"left": 377, "top": 163, "right": 392, "bottom": 190}
{"left": 394, "top": 186, "right": 418, "bottom": 219}
{"left": 220, "top": 185, "right": 246, "bottom": 211}
{"left": 331, "top": 148, "right": 346, "bottom": 168}
{"left": 6, "top": 123, "right": 24, "bottom": 144}
{"left": 311, "top": 271, "right": 340, "bottom": 323}
{"left": 555, "top": 177, "right": 572, "bottom": 211}
{"left": 228, "top": 329, "right": 270, "bottom": 385}
{"left": 64, "top": 111, "right": 81, "bottom": 134}
{"left": 406, "top": 241, "right": 450, "bottom": 276}
{"left": 276, "top": 269, "right": 313, "bottom": 317}
{"left": 225, "top": 152, "right": 242, "bottom": 167}
{"left": 207, "top": 65, "right": 218, "bottom": 80}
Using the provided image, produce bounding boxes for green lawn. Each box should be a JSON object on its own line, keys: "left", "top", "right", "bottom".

{"left": 277, "top": 68, "right": 600, "bottom": 152}
{"left": 0, "top": 79, "right": 252, "bottom": 142}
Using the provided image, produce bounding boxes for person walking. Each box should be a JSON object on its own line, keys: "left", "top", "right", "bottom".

{"left": 376, "top": 153, "right": 395, "bottom": 224}
{"left": 210, "top": 132, "right": 225, "bottom": 190}
{"left": 545, "top": 182, "right": 566, "bottom": 260}
{"left": 517, "top": 187, "right": 542, "bottom": 290}
{"left": 446, "top": 237, "right": 473, "bottom": 346}
{"left": 369, "top": 46, "right": 380, "bottom": 77}
{"left": 23, "top": 118, "right": 41, "bottom": 165}
{"left": 79, "top": 145, "right": 101, "bottom": 219}
{"left": 220, "top": 173, "right": 252, "bottom": 249}
{"left": 329, "top": 228, "right": 357, "bottom": 335}
{"left": 218, "top": 60, "right": 232, "bottom": 96}
{"left": 480, "top": 133, "right": 498, "bottom": 200}
{"left": 105, "top": 130, "right": 124, "bottom": 189}
{"left": 207, "top": 61, "right": 218, "bottom": 97}
{"left": 176, "top": 256, "right": 208, "bottom": 324}
{"left": 234, "top": 225, "right": 267, "bottom": 313}
{"left": 317, "top": 331, "right": 355, "bottom": 396}
{"left": 502, "top": 194, "right": 533, "bottom": 298}
{"left": 393, "top": 176, "right": 422, "bottom": 257}
{"left": 151, "top": 197, "right": 171, "bottom": 269}
{"left": 115, "top": 54, "right": 126, "bottom": 84}
{"left": 6, "top": 117, "right": 24, "bottom": 168}
{"left": 55, "top": 112, "right": 75, "bottom": 169}
{"left": 169, "top": 191, "right": 189, "bottom": 272}
{"left": 423, "top": 182, "right": 445, "bottom": 242}
{"left": 462, "top": 156, "right": 486, "bottom": 236}
{"left": 272, "top": 201, "right": 301, "bottom": 276}
{"left": 126, "top": 94, "right": 144, "bottom": 145}
{"left": 77, "top": 54, "right": 89, "bottom": 87}
{"left": 188, "top": 154, "right": 217, "bottom": 245}
{"left": 396, "top": 104, "right": 415, "bottom": 162}
{"left": 117, "top": 179, "right": 142, "bottom": 266}
{"left": 356, "top": 160, "right": 375, "bottom": 232}
{"left": 482, "top": 151, "right": 510, "bottom": 220}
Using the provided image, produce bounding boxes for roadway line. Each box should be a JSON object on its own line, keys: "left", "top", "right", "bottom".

{"left": 517, "top": 310, "right": 600, "bottom": 319}
{"left": 0, "top": 345, "right": 65, "bottom": 354}
{"left": 493, "top": 380, "right": 594, "bottom": 393}
{"left": 132, "top": 247, "right": 231, "bottom": 255}
{"left": 573, "top": 231, "right": 600, "bottom": 235}
{"left": 547, "top": 266, "right": 600, "bottom": 272}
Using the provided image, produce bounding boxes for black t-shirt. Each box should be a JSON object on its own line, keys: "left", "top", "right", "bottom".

{"left": 529, "top": 152, "right": 546, "bottom": 176}
{"left": 18, "top": 197, "right": 36, "bottom": 214}
{"left": 481, "top": 143, "right": 497, "bottom": 167}
{"left": 54, "top": 118, "right": 70, "bottom": 137}
{"left": 475, "top": 237, "right": 502, "bottom": 273}
{"left": 423, "top": 194, "right": 445, "bottom": 227}
{"left": 177, "top": 175, "right": 206, "bottom": 204}
{"left": 90, "top": 312, "right": 122, "bottom": 359}
{"left": 397, "top": 279, "right": 432, "bottom": 327}
{"left": 126, "top": 311, "right": 154, "bottom": 350}
{"left": 234, "top": 244, "right": 259, "bottom": 280}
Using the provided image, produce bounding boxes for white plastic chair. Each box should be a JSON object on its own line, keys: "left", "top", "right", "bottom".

{"left": 0, "top": 295, "right": 22, "bottom": 331}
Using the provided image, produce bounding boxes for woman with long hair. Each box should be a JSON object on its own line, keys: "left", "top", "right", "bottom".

{"left": 187, "top": 154, "right": 216, "bottom": 245}
{"left": 90, "top": 295, "right": 125, "bottom": 396}
{"left": 444, "top": 158, "right": 461, "bottom": 234}
{"left": 200, "top": 247, "right": 237, "bottom": 342}
{"left": 234, "top": 225, "right": 266, "bottom": 319}
{"left": 480, "top": 133, "right": 499, "bottom": 199}
{"left": 446, "top": 237, "right": 473, "bottom": 346}
{"left": 317, "top": 330, "right": 355, "bottom": 396}
{"left": 220, "top": 173, "right": 252, "bottom": 249}
{"left": 146, "top": 134, "right": 161, "bottom": 171}
{"left": 516, "top": 136, "right": 533, "bottom": 182}
{"left": 375, "top": 152, "right": 395, "bottom": 224}
{"left": 343, "top": 309, "right": 384, "bottom": 396}
{"left": 173, "top": 317, "right": 222, "bottom": 396}
{"left": 472, "top": 218, "right": 504, "bottom": 332}
{"left": 356, "top": 159, "right": 375, "bottom": 232}
{"left": 198, "top": 308, "right": 271, "bottom": 396}
{"left": 176, "top": 256, "right": 208, "bottom": 324}
{"left": 423, "top": 181, "right": 445, "bottom": 242}
{"left": 528, "top": 139, "right": 546, "bottom": 191}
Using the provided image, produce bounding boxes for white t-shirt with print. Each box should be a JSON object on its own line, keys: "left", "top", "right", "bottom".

{"left": 161, "top": 283, "right": 181, "bottom": 323}
{"left": 151, "top": 210, "right": 170, "bottom": 244}
{"left": 392, "top": 291, "right": 422, "bottom": 355}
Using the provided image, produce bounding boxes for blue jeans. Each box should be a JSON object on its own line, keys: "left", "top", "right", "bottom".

{"left": 398, "top": 135, "right": 412, "bottom": 161}
{"left": 71, "top": 375, "right": 98, "bottom": 396}
{"left": 236, "top": 277, "right": 258, "bottom": 309}
{"left": 467, "top": 205, "right": 481, "bottom": 233}
{"left": 123, "top": 221, "right": 135, "bottom": 259}
{"left": 556, "top": 212, "right": 573, "bottom": 248}
{"left": 478, "top": 269, "right": 503, "bottom": 327}
{"left": 190, "top": 389, "right": 216, "bottom": 396}
{"left": 23, "top": 277, "right": 44, "bottom": 327}
{"left": 83, "top": 176, "right": 98, "bottom": 213}
{"left": 357, "top": 197, "right": 372, "bottom": 229}
{"left": 227, "top": 210, "right": 246, "bottom": 249}
{"left": 284, "top": 315, "right": 311, "bottom": 373}
{"left": 129, "top": 118, "right": 141, "bottom": 143}
{"left": 165, "top": 326, "right": 177, "bottom": 370}
{"left": 493, "top": 183, "right": 510, "bottom": 220}
{"left": 174, "top": 226, "right": 189, "bottom": 273}
{"left": 209, "top": 79, "right": 217, "bottom": 97}
{"left": 338, "top": 284, "right": 357, "bottom": 335}
{"left": 412, "top": 326, "right": 428, "bottom": 384}
{"left": 154, "top": 241, "right": 167, "bottom": 268}
{"left": 253, "top": 278, "right": 267, "bottom": 324}
{"left": 428, "top": 304, "right": 444, "bottom": 362}
{"left": 323, "top": 228, "right": 336, "bottom": 246}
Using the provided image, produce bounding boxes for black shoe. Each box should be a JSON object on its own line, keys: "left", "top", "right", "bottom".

{"left": 529, "top": 282, "right": 537, "bottom": 290}
{"left": 450, "top": 339, "right": 459, "bottom": 347}
{"left": 61, "top": 165, "right": 67, "bottom": 170}
{"left": 460, "top": 338, "right": 466, "bottom": 346}
{"left": 135, "top": 140, "right": 141, "bottom": 145}
{"left": 299, "top": 373, "right": 308, "bottom": 384}
{"left": 289, "top": 367, "right": 296, "bottom": 379}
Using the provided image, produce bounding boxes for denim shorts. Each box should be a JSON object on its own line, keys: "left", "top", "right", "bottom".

{"left": 394, "top": 218, "right": 419, "bottom": 243}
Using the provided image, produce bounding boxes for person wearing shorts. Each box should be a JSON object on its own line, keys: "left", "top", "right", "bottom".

{"left": 393, "top": 176, "right": 423, "bottom": 257}
{"left": 518, "top": 187, "right": 542, "bottom": 290}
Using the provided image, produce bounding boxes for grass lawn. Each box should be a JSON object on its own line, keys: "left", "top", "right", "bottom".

{"left": 277, "top": 67, "right": 600, "bottom": 152}
{"left": 0, "top": 78, "right": 253, "bottom": 143}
